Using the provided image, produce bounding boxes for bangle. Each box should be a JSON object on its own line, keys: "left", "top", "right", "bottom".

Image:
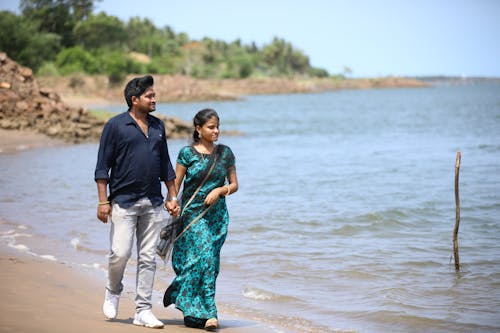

{"left": 167, "top": 196, "right": 178, "bottom": 202}
{"left": 225, "top": 185, "right": 231, "bottom": 196}
{"left": 98, "top": 201, "right": 110, "bottom": 206}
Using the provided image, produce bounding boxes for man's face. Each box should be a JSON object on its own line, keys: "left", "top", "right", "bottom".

{"left": 137, "top": 87, "right": 156, "bottom": 113}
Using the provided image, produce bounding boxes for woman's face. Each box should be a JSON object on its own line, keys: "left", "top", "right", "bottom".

{"left": 197, "top": 116, "right": 219, "bottom": 142}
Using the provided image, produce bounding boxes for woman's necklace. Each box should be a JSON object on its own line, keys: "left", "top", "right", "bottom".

{"left": 196, "top": 142, "right": 215, "bottom": 162}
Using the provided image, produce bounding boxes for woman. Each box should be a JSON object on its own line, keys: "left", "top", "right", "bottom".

{"left": 163, "top": 108, "right": 238, "bottom": 330}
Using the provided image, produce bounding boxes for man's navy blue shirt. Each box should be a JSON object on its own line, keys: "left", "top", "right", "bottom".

{"left": 94, "top": 112, "right": 176, "bottom": 208}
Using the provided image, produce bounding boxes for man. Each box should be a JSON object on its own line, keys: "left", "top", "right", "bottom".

{"left": 94, "top": 75, "right": 180, "bottom": 328}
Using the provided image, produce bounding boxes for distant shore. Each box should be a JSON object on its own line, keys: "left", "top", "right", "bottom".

{"left": 37, "top": 74, "right": 429, "bottom": 110}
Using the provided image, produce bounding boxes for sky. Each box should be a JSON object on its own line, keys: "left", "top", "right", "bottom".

{"left": 1, "top": 0, "right": 500, "bottom": 78}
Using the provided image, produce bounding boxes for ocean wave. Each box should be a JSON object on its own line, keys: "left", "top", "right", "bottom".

{"left": 242, "top": 286, "right": 301, "bottom": 302}
{"left": 478, "top": 144, "right": 500, "bottom": 152}
{"left": 219, "top": 302, "right": 357, "bottom": 333}
{"left": 8, "top": 243, "right": 30, "bottom": 252}
{"left": 70, "top": 237, "right": 80, "bottom": 249}
{"left": 70, "top": 237, "right": 107, "bottom": 256}
{"left": 1, "top": 228, "right": 32, "bottom": 252}
{"left": 0, "top": 229, "right": 32, "bottom": 238}
{"left": 358, "top": 309, "right": 499, "bottom": 333}
{"left": 39, "top": 254, "right": 57, "bottom": 261}
{"left": 335, "top": 269, "right": 383, "bottom": 280}
{"left": 81, "top": 262, "right": 105, "bottom": 272}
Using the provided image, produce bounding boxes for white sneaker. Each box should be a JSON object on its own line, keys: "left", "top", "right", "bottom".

{"left": 102, "top": 289, "right": 120, "bottom": 319}
{"left": 133, "top": 309, "right": 164, "bottom": 328}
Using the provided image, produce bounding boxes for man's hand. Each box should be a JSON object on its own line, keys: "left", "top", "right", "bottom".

{"left": 97, "top": 203, "right": 112, "bottom": 223}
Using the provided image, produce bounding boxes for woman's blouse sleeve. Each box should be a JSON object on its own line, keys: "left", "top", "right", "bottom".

{"left": 177, "top": 146, "right": 191, "bottom": 167}
{"left": 224, "top": 145, "right": 236, "bottom": 169}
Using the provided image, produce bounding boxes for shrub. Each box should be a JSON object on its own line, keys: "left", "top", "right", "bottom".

{"left": 56, "top": 47, "right": 99, "bottom": 74}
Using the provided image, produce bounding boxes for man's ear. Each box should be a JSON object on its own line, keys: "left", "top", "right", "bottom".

{"left": 131, "top": 95, "right": 139, "bottom": 105}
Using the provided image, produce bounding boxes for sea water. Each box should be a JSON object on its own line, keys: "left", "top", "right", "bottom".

{"left": 1, "top": 83, "right": 500, "bottom": 332}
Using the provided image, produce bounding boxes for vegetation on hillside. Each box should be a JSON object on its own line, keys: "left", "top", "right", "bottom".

{"left": 0, "top": 0, "right": 332, "bottom": 83}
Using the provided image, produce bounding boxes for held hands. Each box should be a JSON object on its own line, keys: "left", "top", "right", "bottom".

{"left": 164, "top": 200, "right": 180, "bottom": 217}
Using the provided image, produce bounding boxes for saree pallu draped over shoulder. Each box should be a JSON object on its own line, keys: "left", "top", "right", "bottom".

{"left": 164, "top": 144, "right": 235, "bottom": 322}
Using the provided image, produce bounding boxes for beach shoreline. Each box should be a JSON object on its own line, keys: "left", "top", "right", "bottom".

{"left": 0, "top": 120, "right": 288, "bottom": 333}
{"left": 0, "top": 224, "right": 286, "bottom": 333}
{"left": 0, "top": 129, "right": 68, "bottom": 154}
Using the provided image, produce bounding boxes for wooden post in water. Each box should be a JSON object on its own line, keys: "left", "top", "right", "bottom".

{"left": 453, "top": 151, "right": 461, "bottom": 271}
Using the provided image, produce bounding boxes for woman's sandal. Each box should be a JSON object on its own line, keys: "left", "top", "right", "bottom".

{"left": 204, "top": 318, "right": 218, "bottom": 331}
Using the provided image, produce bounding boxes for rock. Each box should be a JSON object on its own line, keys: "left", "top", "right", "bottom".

{"left": 46, "top": 125, "right": 60, "bottom": 136}
{"left": 0, "top": 119, "right": 18, "bottom": 129}
{"left": 39, "top": 87, "right": 61, "bottom": 102}
{"left": 0, "top": 53, "right": 192, "bottom": 142}
{"left": 15, "top": 100, "right": 29, "bottom": 112}
{"left": 19, "top": 67, "right": 33, "bottom": 79}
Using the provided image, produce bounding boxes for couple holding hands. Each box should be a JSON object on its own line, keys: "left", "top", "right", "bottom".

{"left": 95, "top": 75, "right": 238, "bottom": 330}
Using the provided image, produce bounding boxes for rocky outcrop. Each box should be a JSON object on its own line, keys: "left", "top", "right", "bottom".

{"left": 0, "top": 53, "right": 192, "bottom": 142}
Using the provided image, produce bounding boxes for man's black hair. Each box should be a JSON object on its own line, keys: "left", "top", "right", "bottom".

{"left": 124, "top": 75, "right": 154, "bottom": 109}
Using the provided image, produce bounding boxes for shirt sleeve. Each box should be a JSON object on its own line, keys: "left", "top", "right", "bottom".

{"left": 94, "top": 120, "right": 115, "bottom": 181}
{"left": 159, "top": 123, "right": 176, "bottom": 182}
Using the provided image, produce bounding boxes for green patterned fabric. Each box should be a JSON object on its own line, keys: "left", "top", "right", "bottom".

{"left": 166, "top": 144, "right": 235, "bottom": 320}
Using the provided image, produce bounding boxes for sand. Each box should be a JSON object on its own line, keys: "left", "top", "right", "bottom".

{"left": 0, "top": 129, "right": 67, "bottom": 154}
{"left": 0, "top": 243, "right": 276, "bottom": 333}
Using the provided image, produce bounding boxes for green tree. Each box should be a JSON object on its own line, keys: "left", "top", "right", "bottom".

{"left": 20, "top": 0, "right": 95, "bottom": 47}
{"left": 260, "top": 37, "right": 312, "bottom": 76}
{"left": 125, "top": 18, "right": 183, "bottom": 60}
{"left": 5, "top": 1, "right": 330, "bottom": 78}
{"left": 0, "top": 11, "right": 61, "bottom": 71}
{"left": 73, "top": 12, "right": 127, "bottom": 50}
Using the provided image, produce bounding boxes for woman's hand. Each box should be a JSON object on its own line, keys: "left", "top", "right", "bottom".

{"left": 204, "top": 188, "right": 224, "bottom": 206}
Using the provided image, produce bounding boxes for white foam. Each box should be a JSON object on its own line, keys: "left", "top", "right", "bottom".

{"left": 70, "top": 238, "right": 80, "bottom": 249}
{"left": 39, "top": 254, "right": 57, "bottom": 261}
{"left": 11, "top": 233, "right": 31, "bottom": 238}
{"left": 243, "top": 287, "right": 273, "bottom": 301}
{"left": 81, "top": 262, "right": 101, "bottom": 269}
{"left": 9, "top": 243, "right": 29, "bottom": 252}
{"left": 1, "top": 229, "right": 32, "bottom": 239}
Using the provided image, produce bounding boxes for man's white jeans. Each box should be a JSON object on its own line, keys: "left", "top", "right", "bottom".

{"left": 107, "top": 197, "right": 163, "bottom": 312}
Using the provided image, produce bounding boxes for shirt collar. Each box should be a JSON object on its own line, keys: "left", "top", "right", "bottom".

{"left": 125, "top": 111, "right": 153, "bottom": 126}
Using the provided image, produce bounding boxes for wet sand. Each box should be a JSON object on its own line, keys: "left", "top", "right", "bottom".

{"left": 0, "top": 242, "right": 280, "bottom": 333}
